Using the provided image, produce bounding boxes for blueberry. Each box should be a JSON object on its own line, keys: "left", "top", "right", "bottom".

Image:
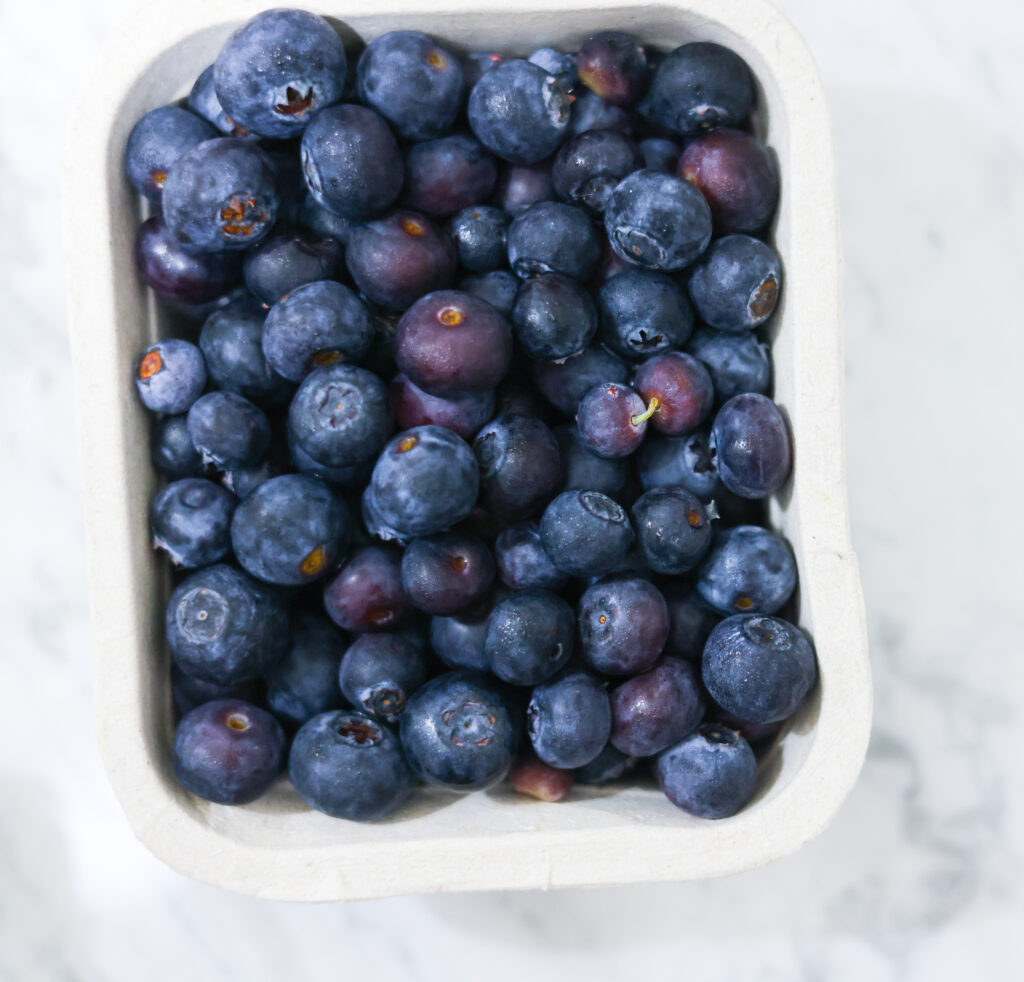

{"left": 554, "top": 424, "right": 628, "bottom": 497}
{"left": 711, "top": 393, "right": 791, "bottom": 498}
{"left": 221, "top": 456, "right": 279, "bottom": 500}
{"left": 511, "top": 273, "right": 597, "bottom": 360}
{"left": 170, "top": 664, "right": 262, "bottom": 718}
{"left": 494, "top": 523, "right": 569, "bottom": 591}
{"left": 323, "top": 545, "right": 412, "bottom": 632}
{"left": 187, "top": 391, "right": 271, "bottom": 469}
{"left": 288, "top": 364, "right": 392, "bottom": 468}
{"left": 641, "top": 42, "right": 754, "bottom": 136}
{"left": 198, "top": 295, "right": 291, "bottom": 405}
{"left": 507, "top": 201, "right": 600, "bottom": 280}
{"left": 575, "top": 743, "right": 636, "bottom": 785}
{"left": 289, "top": 434, "right": 373, "bottom": 487}
{"left": 604, "top": 169, "right": 711, "bottom": 271}
{"left": 458, "top": 270, "right": 520, "bottom": 315}
{"left": 395, "top": 290, "right": 512, "bottom": 394}
{"left": 610, "top": 656, "right": 705, "bottom": 756}
{"left": 390, "top": 373, "right": 494, "bottom": 440}
{"left": 463, "top": 50, "right": 506, "bottom": 88}
{"left": 134, "top": 217, "right": 242, "bottom": 304}
{"left": 531, "top": 343, "right": 629, "bottom": 416}
{"left": 339, "top": 633, "right": 428, "bottom": 722}
{"left": 297, "top": 192, "right": 355, "bottom": 243}
{"left": 401, "top": 533, "right": 495, "bottom": 616}
{"left": 213, "top": 9, "right": 346, "bottom": 139}
{"left": 663, "top": 586, "right": 721, "bottom": 660}
{"left": 264, "top": 614, "right": 346, "bottom": 727}
{"left": 631, "top": 487, "right": 712, "bottom": 575}
{"left": 687, "top": 235, "right": 782, "bottom": 332}
{"left": 124, "top": 106, "right": 216, "bottom": 201}
{"left": 687, "top": 327, "right": 770, "bottom": 403}
{"left": 484, "top": 588, "right": 573, "bottom": 686}
{"left": 679, "top": 129, "right": 778, "bottom": 234}
{"left": 702, "top": 614, "right": 816, "bottom": 724}
{"left": 150, "top": 477, "right": 235, "bottom": 568}
{"left": 576, "top": 382, "right": 651, "bottom": 458}
{"left": 637, "top": 428, "right": 719, "bottom": 500}
{"left": 469, "top": 59, "right": 571, "bottom": 164}
{"left": 473, "top": 415, "right": 563, "bottom": 521}
{"left": 231, "top": 474, "right": 351, "bottom": 585}
{"left": 151, "top": 415, "right": 204, "bottom": 479}
{"left": 551, "top": 130, "right": 643, "bottom": 213}
{"left": 188, "top": 64, "right": 252, "bottom": 136}
{"left": 400, "top": 671, "right": 519, "bottom": 791}
{"left": 539, "top": 490, "right": 635, "bottom": 577}
{"left": 162, "top": 138, "right": 279, "bottom": 253}
{"left": 527, "top": 670, "right": 611, "bottom": 768}
{"left": 568, "top": 90, "right": 633, "bottom": 137}
{"left": 492, "top": 159, "right": 555, "bottom": 216}
{"left": 167, "top": 564, "right": 289, "bottom": 684}
{"left": 450, "top": 206, "right": 510, "bottom": 272}
{"left": 241, "top": 231, "right": 342, "bottom": 306}
{"left": 346, "top": 211, "right": 457, "bottom": 311}
{"left": 262, "top": 280, "right": 374, "bottom": 383}
{"left": 695, "top": 525, "right": 796, "bottom": 615}
{"left": 430, "top": 602, "right": 492, "bottom": 671}
{"left": 597, "top": 267, "right": 694, "bottom": 360}
{"left": 578, "top": 575, "right": 669, "bottom": 675}
{"left": 300, "top": 103, "right": 403, "bottom": 220}
{"left": 709, "top": 707, "right": 783, "bottom": 749}
{"left": 576, "top": 31, "right": 649, "bottom": 106}
{"left": 634, "top": 351, "right": 714, "bottom": 435}
{"left": 639, "top": 137, "right": 681, "bottom": 174}
{"left": 361, "top": 487, "right": 412, "bottom": 546}
{"left": 135, "top": 339, "right": 207, "bottom": 415}
{"left": 528, "top": 47, "right": 578, "bottom": 90}
{"left": 289, "top": 710, "right": 414, "bottom": 820}
{"left": 173, "top": 699, "right": 284, "bottom": 804}
{"left": 656, "top": 723, "right": 757, "bottom": 818}
{"left": 402, "top": 134, "right": 498, "bottom": 218}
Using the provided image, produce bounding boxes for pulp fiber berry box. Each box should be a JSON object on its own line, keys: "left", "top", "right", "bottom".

{"left": 63, "top": 0, "right": 871, "bottom": 901}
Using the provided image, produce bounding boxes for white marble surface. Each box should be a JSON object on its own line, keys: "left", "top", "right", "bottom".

{"left": 2, "top": 0, "right": 1023, "bottom": 977}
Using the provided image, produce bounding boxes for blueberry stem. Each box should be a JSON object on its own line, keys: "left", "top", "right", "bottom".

{"left": 631, "top": 396, "right": 660, "bottom": 426}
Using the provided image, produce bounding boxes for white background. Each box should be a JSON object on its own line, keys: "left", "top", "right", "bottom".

{"left": 2, "top": 0, "right": 1023, "bottom": 978}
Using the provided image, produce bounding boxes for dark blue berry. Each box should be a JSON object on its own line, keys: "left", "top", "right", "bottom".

{"left": 124, "top": 106, "right": 216, "bottom": 201}
{"left": 639, "top": 137, "right": 681, "bottom": 173}
{"left": 187, "top": 391, "right": 271, "bottom": 469}
{"left": 135, "top": 339, "right": 207, "bottom": 415}
{"left": 528, "top": 47, "right": 578, "bottom": 90}
{"left": 463, "top": 50, "right": 506, "bottom": 87}
{"left": 687, "top": 327, "right": 770, "bottom": 403}
{"left": 695, "top": 525, "right": 797, "bottom": 615}
{"left": 575, "top": 743, "right": 636, "bottom": 785}
{"left": 150, "top": 477, "right": 235, "bottom": 568}
{"left": 134, "top": 217, "right": 242, "bottom": 303}
{"left": 339, "top": 633, "right": 428, "bottom": 722}
{"left": 494, "top": 523, "right": 569, "bottom": 591}
{"left": 656, "top": 723, "right": 757, "bottom": 818}
{"left": 151, "top": 415, "right": 204, "bottom": 479}
{"left": 242, "top": 231, "right": 342, "bottom": 306}
{"left": 634, "top": 352, "right": 714, "bottom": 436}
{"left": 576, "top": 382, "right": 651, "bottom": 458}
{"left": 507, "top": 201, "right": 600, "bottom": 280}
{"left": 568, "top": 90, "right": 632, "bottom": 137}
{"left": 610, "top": 656, "right": 704, "bottom": 756}
{"left": 473, "top": 415, "right": 563, "bottom": 521}
{"left": 401, "top": 533, "right": 495, "bottom": 616}
{"left": 539, "top": 490, "right": 635, "bottom": 577}
{"left": 531, "top": 343, "right": 629, "bottom": 416}
{"left": 390, "top": 373, "right": 494, "bottom": 440}
{"left": 450, "top": 205, "right": 510, "bottom": 272}
{"left": 578, "top": 575, "right": 669, "bottom": 675}
{"left": 297, "top": 191, "right": 354, "bottom": 243}
{"left": 552, "top": 130, "right": 642, "bottom": 213}
{"left": 687, "top": 234, "right": 782, "bottom": 332}
{"left": 554, "top": 423, "right": 628, "bottom": 496}
{"left": 323, "top": 545, "right": 412, "bottom": 632}
{"left": 492, "top": 159, "right": 555, "bottom": 216}
{"left": 527, "top": 670, "right": 611, "bottom": 768}
{"left": 403, "top": 134, "right": 497, "bottom": 217}
{"left": 711, "top": 393, "right": 790, "bottom": 499}
{"left": 430, "top": 603, "right": 491, "bottom": 671}
{"left": 663, "top": 586, "right": 721, "bottom": 660}
{"left": 637, "top": 428, "right": 719, "bottom": 500}
{"left": 458, "top": 270, "right": 520, "bottom": 315}
{"left": 188, "top": 64, "right": 252, "bottom": 136}
{"left": 171, "top": 665, "right": 262, "bottom": 718}
{"left": 597, "top": 267, "right": 694, "bottom": 359}
{"left": 484, "top": 589, "right": 573, "bottom": 685}
{"left": 511, "top": 272, "right": 597, "bottom": 360}
{"left": 264, "top": 614, "right": 346, "bottom": 727}
{"left": 631, "top": 486, "right": 712, "bottom": 574}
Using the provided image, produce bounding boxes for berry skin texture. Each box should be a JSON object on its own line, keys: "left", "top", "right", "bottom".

{"left": 357, "top": 31, "right": 465, "bottom": 142}
{"left": 687, "top": 235, "right": 782, "bottom": 332}
{"left": 135, "top": 339, "right": 207, "bottom": 415}
{"left": 469, "top": 59, "right": 571, "bottom": 164}
{"left": 656, "top": 723, "right": 757, "bottom": 819}
{"left": 242, "top": 231, "right": 342, "bottom": 307}
{"left": 401, "top": 533, "right": 495, "bottom": 616}
{"left": 166, "top": 564, "right": 289, "bottom": 685}
{"left": 539, "top": 490, "right": 635, "bottom": 578}
{"left": 289, "top": 710, "right": 415, "bottom": 821}
{"left": 493, "top": 159, "right": 555, "bottom": 216}
{"left": 663, "top": 586, "right": 721, "bottom": 660}
{"left": 637, "top": 429, "right": 719, "bottom": 500}
{"left": 323, "top": 545, "right": 412, "bottom": 633}
{"left": 402, "top": 135, "right": 498, "bottom": 217}
{"left": 473, "top": 415, "right": 563, "bottom": 521}
{"left": 495, "top": 523, "right": 569, "bottom": 591}
{"left": 173, "top": 699, "right": 285, "bottom": 805}
{"left": 231, "top": 474, "right": 352, "bottom": 586}
{"left": 507, "top": 201, "right": 600, "bottom": 280}
{"left": 213, "top": 9, "right": 347, "bottom": 139}
{"left": 555, "top": 424, "right": 628, "bottom": 497}
{"left": 339, "top": 633, "right": 428, "bottom": 722}
{"left": 610, "top": 656, "right": 705, "bottom": 757}
{"left": 687, "top": 327, "right": 771, "bottom": 404}
{"left": 430, "top": 603, "right": 491, "bottom": 671}
{"left": 150, "top": 478, "right": 236, "bottom": 568}
{"left": 604, "top": 169, "right": 712, "bottom": 271}
{"left": 162, "top": 138, "right": 279, "bottom": 253}
{"left": 484, "top": 588, "right": 574, "bottom": 686}
{"left": 597, "top": 267, "right": 694, "bottom": 361}
{"left": 390, "top": 373, "right": 494, "bottom": 440}
{"left": 528, "top": 47, "right": 578, "bottom": 90}
{"left": 576, "top": 382, "right": 650, "bottom": 458}
{"left": 696, "top": 525, "right": 797, "bottom": 616}
{"left": 463, "top": 50, "right": 506, "bottom": 89}
{"left": 151, "top": 415, "right": 204, "bottom": 480}
{"left": 578, "top": 575, "right": 670, "bottom": 675}
{"left": 531, "top": 343, "right": 629, "bottom": 416}
{"left": 189, "top": 64, "right": 251, "bottom": 137}
{"left": 568, "top": 90, "right": 633, "bottom": 138}
{"left": 187, "top": 391, "right": 271, "bottom": 470}
{"left": 369, "top": 426, "right": 480, "bottom": 538}
{"left": 639, "top": 137, "right": 681, "bottom": 174}
{"left": 527, "top": 670, "right": 611, "bottom": 769}
{"left": 300, "top": 104, "right": 403, "bottom": 220}
{"left": 134, "top": 217, "right": 242, "bottom": 304}
{"left": 400, "top": 671, "right": 520, "bottom": 791}
{"left": 711, "top": 393, "right": 791, "bottom": 499}
{"left": 511, "top": 273, "right": 597, "bottom": 361}
{"left": 124, "top": 105, "right": 216, "bottom": 201}
{"left": 450, "top": 206, "right": 511, "bottom": 272}
{"left": 702, "top": 614, "right": 817, "bottom": 723}
{"left": 631, "top": 486, "right": 712, "bottom": 575}
{"left": 551, "top": 130, "right": 643, "bottom": 214}
{"left": 576, "top": 31, "right": 649, "bottom": 106}
{"left": 634, "top": 352, "right": 714, "bottom": 436}
{"left": 459, "top": 271, "right": 521, "bottom": 316}
{"left": 263, "top": 615, "right": 346, "bottom": 728}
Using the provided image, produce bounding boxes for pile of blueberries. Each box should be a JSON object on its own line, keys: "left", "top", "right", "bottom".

{"left": 128, "top": 8, "right": 816, "bottom": 823}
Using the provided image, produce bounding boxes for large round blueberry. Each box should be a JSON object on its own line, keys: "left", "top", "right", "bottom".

{"left": 450, "top": 206, "right": 511, "bottom": 272}
{"left": 458, "top": 270, "right": 521, "bottom": 316}
{"left": 173, "top": 699, "right": 285, "bottom": 804}
{"left": 402, "top": 134, "right": 498, "bottom": 217}
{"left": 576, "top": 31, "right": 649, "bottom": 106}
{"left": 401, "top": 533, "right": 495, "bottom": 616}
{"left": 389, "top": 373, "right": 494, "bottom": 440}
{"left": 400, "top": 671, "right": 519, "bottom": 790}
{"left": 151, "top": 415, "right": 204, "bottom": 479}
{"left": 702, "top": 614, "right": 817, "bottom": 724}
{"left": 663, "top": 586, "right": 721, "bottom": 660}
{"left": 263, "top": 614, "right": 346, "bottom": 728}
{"left": 213, "top": 9, "right": 347, "bottom": 139}
{"left": 186, "top": 391, "right": 270, "bottom": 470}
{"left": 357, "top": 31, "right": 465, "bottom": 142}
{"left": 507, "top": 201, "right": 600, "bottom": 280}
{"left": 634, "top": 352, "right": 713, "bottom": 436}
{"left": 339, "top": 633, "right": 428, "bottom": 723}
{"left": 531, "top": 343, "right": 629, "bottom": 416}
{"left": 134, "top": 217, "right": 242, "bottom": 304}
{"left": 300, "top": 104, "right": 403, "bottom": 220}
{"left": 430, "top": 603, "right": 491, "bottom": 671}
{"left": 687, "top": 327, "right": 771, "bottom": 403}
{"left": 469, "top": 59, "right": 571, "bottom": 164}
{"left": 242, "top": 231, "right": 342, "bottom": 306}
{"left": 262, "top": 280, "right": 374, "bottom": 383}
{"left": 473, "top": 415, "right": 563, "bottom": 521}
{"left": 637, "top": 429, "right": 719, "bottom": 500}
{"left": 597, "top": 267, "right": 694, "bottom": 360}
{"left": 124, "top": 105, "right": 216, "bottom": 201}
{"left": 554, "top": 423, "right": 628, "bottom": 497}
{"left": 656, "top": 723, "right": 757, "bottom": 818}
{"left": 289, "top": 710, "right": 414, "bottom": 820}
{"left": 135, "top": 339, "right": 207, "bottom": 415}
{"left": 231, "top": 474, "right": 351, "bottom": 585}
{"left": 551, "top": 130, "right": 642, "bottom": 213}
{"left": 511, "top": 273, "right": 597, "bottom": 360}
{"left": 188, "top": 64, "right": 252, "bottom": 136}
{"left": 610, "top": 656, "right": 705, "bottom": 757}
{"left": 578, "top": 575, "right": 669, "bottom": 675}
{"left": 297, "top": 191, "right": 355, "bottom": 243}
{"left": 494, "top": 523, "right": 569, "bottom": 591}
{"left": 539, "top": 490, "right": 635, "bottom": 577}
{"left": 150, "top": 478, "right": 236, "bottom": 568}
{"left": 527, "top": 670, "right": 611, "bottom": 769}
{"left": 166, "top": 565, "right": 289, "bottom": 684}
{"left": 604, "top": 169, "right": 711, "bottom": 271}
{"left": 289, "top": 435, "right": 373, "bottom": 488}
{"left": 631, "top": 486, "right": 712, "bottom": 575}
{"left": 711, "top": 393, "right": 791, "bottom": 499}
{"left": 484, "top": 588, "right": 574, "bottom": 686}
{"left": 687, "top": 234, "right": 782, "bottom": 332}
{"left": 162, "top": 139, "right": 279, "bottom": 253}
{"left": 695, "top": 525, "right": 797, "bottom": 615}
{"left": 369, "top": 426, "right": 479, "bottom": 538}
{"left": 322, "top": 545, "right": 412, "bottom": 633}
